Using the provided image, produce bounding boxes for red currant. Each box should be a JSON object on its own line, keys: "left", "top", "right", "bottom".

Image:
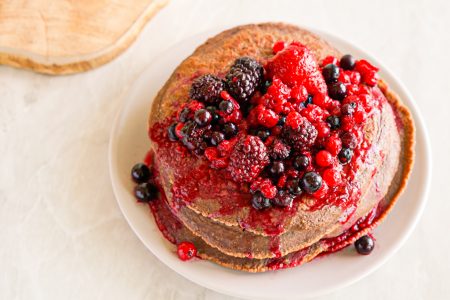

{"left": 177, "top": 242, "right": 197, "bottom": 261}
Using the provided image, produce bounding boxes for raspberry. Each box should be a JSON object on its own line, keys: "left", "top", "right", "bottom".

{"left": 325, "top": 134, "right": 342, "bottom": 155}
{"left": 290, "top": 85, "right": 308, "bottom": 103}
{"left": 262, "top": 78, "right": 291, "bottom": 113}
{"left": 341, "top": 115, "right": 355, "bottom": 131}
{"left": 250, "top": 178, "right": 277, "bottom": 199}
{"left": 312, "top": 93, "right": 331, "bottom": 109}
{"left": 228, "top": 136, "right": 269, "bottom": 183}
{"left": 266, "top": 42, "right": 326, "bottom": 94}
{"left": 226, "top": 57, "right": 263, "bottom": 102}
{"left": 282, "top": 114, "right": 318, "bottom": 151}
{"left": 269, "top": 139, "right": 291, "bottom": 160}
{"left": 180, "top": 121, "right": 210, "bottom": 155}
{"left": 301, "top": 104, "right": 328, "bottom": 123}
{"left": 355, "top": 60, "right": 379, "bottom": 87}
{"left": 189, "top": 74, "right": 224, "bottom": 104}
{"left": 257, "top": 108, "right": 279, "bottom": 128}
{"left": 272, "top": 41, "right": 286, "bottom": 54}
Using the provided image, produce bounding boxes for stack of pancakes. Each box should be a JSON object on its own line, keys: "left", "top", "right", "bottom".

{"left": 148, "top": 23, "right": 414, "bottom": 272}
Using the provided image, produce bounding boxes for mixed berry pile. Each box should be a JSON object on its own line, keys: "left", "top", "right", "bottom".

{"left": 165, "top": 41, "right": 381, "bottom": 211}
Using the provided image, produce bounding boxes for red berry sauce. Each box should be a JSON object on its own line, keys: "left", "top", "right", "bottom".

{"left": 146, "top": 41, "right": 387, "bottom": 261}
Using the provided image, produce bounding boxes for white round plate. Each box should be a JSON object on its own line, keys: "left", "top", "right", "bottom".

{"left": 109, "top": 26, "right": 431, "bottom": 299}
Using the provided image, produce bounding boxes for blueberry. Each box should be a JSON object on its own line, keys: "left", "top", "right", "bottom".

{"left": 304, "top": 95, "right": 313, "bottom": 107}
{"left": 134, "top": 182, "right": 157, "bottom": 202}
{"left": 251, "top": 192, "right": 271, "bottom": 210}
{"left": 179, "top": 108, "right": 190, "bottom": 122}
{"left": 340, "top": 54, "right": 356, "bottom": 71}
{"left": 338, "top": 148, "right": 353, "bottom": 164}
{"left": 131, "top": 163, "right": 151, "bottom": 183}
{"left": 261, "top": 80, "right": 272, "bottom": 94}
{"left": 271, "top": 190, "right": 294, "bottom": 207}
{"left": 210, "top": 131, "right": 225, "bottom": 146}
{"left": 300, "top": 172, "right": 322, "bottom": 194}
{"left": 206, "top": 106, "right": 220, "bottom": 124}
{"left": 277, "top": 115, "right": 286, "bottom": 126}
{"left": 328, "top": 82, "right": 347, "bottom": 101}
{"left": 326, "top": 115, "right": 341, "bottom": 130}
{"left": 341, "top": 102, "right": 356, "bottom": 115}
{"left": 223, "top": 123, "right": 238, "bottom": 139}
{"left": 194, "top": 109, "right": 212, "bottom": 127}
{"left": 286, "top": 178, "right": 303, "bottom": 195}
{"left": 293, "top": 155, "right": 309, "bottom": 171}
{"left": 219, "top": 100, "right": 234, "bottom": 114}
{"left": 322, "top": 64, "right": 340, "bottom": 84}
{"left": 354, "top": 235, "right": 374, "bottom": 255}
{"left": 256, "top": 128, "right": 271, "bottom": 141}
{"left": 270, "top": 161, "right": 285, "bottom": 175}
{"left": 167, "top": 123, "right": 178, "bottom": 141}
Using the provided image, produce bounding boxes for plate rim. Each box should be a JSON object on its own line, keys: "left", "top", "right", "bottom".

{"left": 108, "top": 24, "right": 432, "bottom": 299}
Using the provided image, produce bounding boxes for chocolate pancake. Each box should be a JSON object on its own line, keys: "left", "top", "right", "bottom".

{"left": 146, "top": 23, "right": 415, "bottom": 272}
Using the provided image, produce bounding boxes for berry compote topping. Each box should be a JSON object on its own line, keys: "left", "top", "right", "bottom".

{"left": 151, "top": 42, "right": 384, "bottom": 223}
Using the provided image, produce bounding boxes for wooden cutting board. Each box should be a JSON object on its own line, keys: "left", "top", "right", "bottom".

{"left": 0, "top": 0, "right": 168, "bottom": 75}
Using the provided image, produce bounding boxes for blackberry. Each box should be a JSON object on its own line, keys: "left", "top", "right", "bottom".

{"left": 228, "top": 136, "right": 269, "bottom": 183}
{"left": 226, "top": 57, "right": 263, "bottom": 102}
{"left": 281, "top": 118, "right": 318, "bottom": 152}
{"left": 180, "top": 121, "right": 210, "bottom": 155}
{"left": 271, "top": 190, "right": 294, "bottom": 207}
{"left": 269, "top": 139, "right": 291, "bottom": 160}
{"left": 189, "top": 74, "right": 224, "bottom": 104}
{"left": 251, "top": 192, "right": 271, "bottom": 210}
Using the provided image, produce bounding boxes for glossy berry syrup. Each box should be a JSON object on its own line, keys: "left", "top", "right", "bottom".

{"left": 144, "top": 41, "right": 386, "bottom": 262}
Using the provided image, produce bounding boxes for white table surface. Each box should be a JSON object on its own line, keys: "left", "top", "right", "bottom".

{"left": 1, "top": 0, "right": 448, "bottom": 299}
